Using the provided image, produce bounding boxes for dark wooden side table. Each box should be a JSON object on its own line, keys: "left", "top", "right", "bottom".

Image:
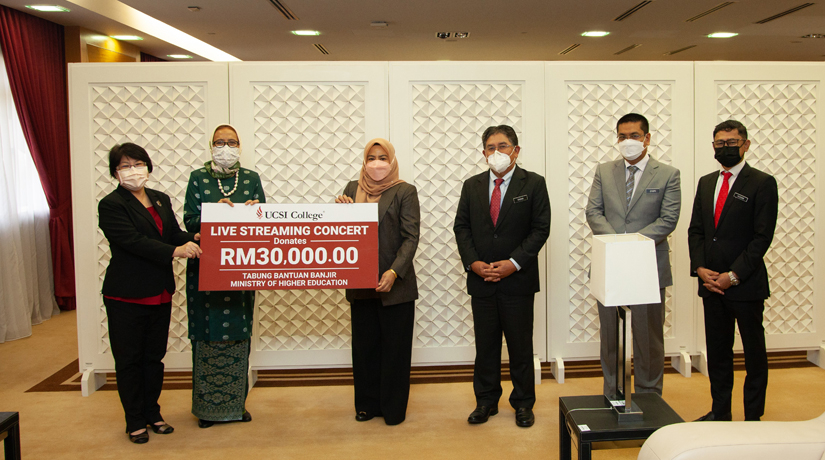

{"left": 0, "top": 412, "right": 21, "bottom": 460}
{"left": 559, "top": 394, "right": 683, "bottom": 460}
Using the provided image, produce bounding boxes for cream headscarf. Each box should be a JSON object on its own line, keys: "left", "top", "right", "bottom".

{"left": 356, "top": 138, "right": 404, "bottom": 203}
{"left": 205, "top": 123, "right": 241, "bottom": 178}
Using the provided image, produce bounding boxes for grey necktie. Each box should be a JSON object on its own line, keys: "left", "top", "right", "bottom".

{"left": 626, "top": 165, "right": 639, "bottom": 207}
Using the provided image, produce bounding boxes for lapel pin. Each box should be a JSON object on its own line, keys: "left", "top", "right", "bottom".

{"left": 156, "top": 200, "right": 162, "bottom": 207}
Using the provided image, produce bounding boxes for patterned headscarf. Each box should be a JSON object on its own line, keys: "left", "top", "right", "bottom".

{"left": 356, "top": 138, "right": 404, "bottom": 203}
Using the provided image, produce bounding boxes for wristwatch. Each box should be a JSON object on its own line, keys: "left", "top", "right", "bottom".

{"left": 728, "top": 271, "right": 740, "bottom": 286}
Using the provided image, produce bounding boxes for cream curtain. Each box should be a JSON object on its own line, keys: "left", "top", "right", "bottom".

{"left": 0, "top": 47, "right": 58, "bottom": 343}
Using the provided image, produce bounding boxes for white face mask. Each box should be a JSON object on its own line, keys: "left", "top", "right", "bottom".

{"left": 487, "top": 150, "right": 514, "bottom": 175}
{"left": 118, "top": 166, "right": 149, "bottom": 192}
{"left": 212, "top": 145, "right": 240, "bottom": 169}
{"left": 618, "top": 139, "right": 646, "bottom": 161}
{"left": 365, "top": 158, "right": 393, "bottom": 182}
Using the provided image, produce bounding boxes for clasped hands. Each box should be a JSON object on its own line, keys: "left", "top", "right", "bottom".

{"left": 471, "top": 260, "right": 517, "bottom": 283}
{"left": 697, "top": 267, "right": 735, "bottom": 295}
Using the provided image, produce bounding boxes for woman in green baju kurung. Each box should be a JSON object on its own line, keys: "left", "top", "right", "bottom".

{"left": 184, "top": 124, "right": 265, "bottom": 428}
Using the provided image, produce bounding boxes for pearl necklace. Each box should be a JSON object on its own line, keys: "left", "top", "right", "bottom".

{"left": 217, "top": 172, "right": 239, "bottom": 197}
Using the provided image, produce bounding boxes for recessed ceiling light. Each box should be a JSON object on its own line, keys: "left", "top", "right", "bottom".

{"left": 370, "top": 21, "right": 388, "bottom": 28}
{"left": 582, "top": 31, "right": 610, "bottom": 37}
{"left": 292, "top": 30, "right": 320, "bottom": 36}
{"left": 453, "top": 32, "right": 470, "bottom": 39}
{"left": 436, "top": 32, "right": 451, "bottom": 39}
{"left": 802, "top": 33, "right": 825, "bottom": 39}
{"left": 111, "top": 35, "right": 143, "bottom": 41}
{"left": 25, "top": 5, "right": 70, "bottom": 12}
{"left": 167, "top": 54, "right": 193, "bottom": 59}
{"left": 708, "top": 32, "right": 738, "bottom": 38}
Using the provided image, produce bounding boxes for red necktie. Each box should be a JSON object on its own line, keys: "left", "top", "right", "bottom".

{"left": 714, "top": 171, "right": 732, "bottom": 228}
{"left": 490, "top": 178, "right": 504, "bottom": 225}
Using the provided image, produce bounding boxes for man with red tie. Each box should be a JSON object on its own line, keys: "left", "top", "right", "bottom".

{"left": 688, "top": 120, "right": 778, "bottom": 422}
{"left": 454, "top": 125, "right": 550, "bottom": 428}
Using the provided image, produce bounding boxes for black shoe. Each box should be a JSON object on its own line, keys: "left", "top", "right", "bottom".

{"left": 149, "top": 422, "right": 174, "bottom": 434}
{"left": 197, "top": 419, "right": 214, "bottom": 428}
{"left": 467, "top": 405, "right": 498, "bottom": 424}
{"left": 694, "top": 411, "right": 732, "bottom": 421}
{"left": 128, "top": 429, "right": 149, "bottom": 444}
{"left": 241, "top": 411, "right": 252, "bottom": 422}
{"left": 515, "top": 407, "right": 535, "bottom": 427}
{"left": 355, "top": 411, "right": 374, "bottom": 422}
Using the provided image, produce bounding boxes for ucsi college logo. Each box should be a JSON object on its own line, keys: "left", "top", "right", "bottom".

{"left": 255, "top": 207, "right": 326, "bottom": 221}
{"left": 255, "top": 207, "right": 291, "bottom": 220}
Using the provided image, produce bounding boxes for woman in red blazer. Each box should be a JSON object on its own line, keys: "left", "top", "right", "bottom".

{"left": 98, "top": 143, "right": 201, "bottom": 443}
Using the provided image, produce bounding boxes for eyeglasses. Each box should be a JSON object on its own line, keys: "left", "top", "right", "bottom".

{"left": 712, "top": 139, "right": 744, "bottom": 148}
{"left": 213, "top": 139, "right": 239, "bottom": 148}
{"left": 618, "top": 133, "right": 645, "bottom": 142}
{"left": 484, "top": 143, "right": 514, "bottom": 154}
{"left": 116, "top": 162, "right": 147, "bottom": 171}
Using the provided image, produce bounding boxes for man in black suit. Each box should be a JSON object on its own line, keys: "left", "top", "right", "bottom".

{"left": 688, "top": 120, "right": 778, "bottom": 422}
{"left": 454, "top": 125, "right": 551, "bottom": 428}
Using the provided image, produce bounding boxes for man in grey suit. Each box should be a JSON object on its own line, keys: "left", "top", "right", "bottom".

{"left": 585, "top": 113, "right": 681, "bottom": 397}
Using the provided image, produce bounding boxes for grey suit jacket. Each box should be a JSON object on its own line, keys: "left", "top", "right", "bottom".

{"left": 585, "top": 157, "right": 681, "bottom": 288}
{"left": 343, "top": 180, "right": 420, "bottom": 306}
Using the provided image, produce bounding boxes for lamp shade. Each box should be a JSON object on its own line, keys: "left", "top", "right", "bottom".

{"left": 590, "top": 233, "right": 660, "bottom": 307}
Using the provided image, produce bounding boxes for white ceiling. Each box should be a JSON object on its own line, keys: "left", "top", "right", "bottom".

{"left": 3, "top": 0, "right": 825, "bottom": 61}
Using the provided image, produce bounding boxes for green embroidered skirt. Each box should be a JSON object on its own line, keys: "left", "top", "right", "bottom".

{"left": 191, "top": 340, "right": 250, "bottom": 421}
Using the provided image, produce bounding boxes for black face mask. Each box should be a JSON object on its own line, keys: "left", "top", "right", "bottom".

{"left": 714, "top": 146, "right": 742, "bottom": 168}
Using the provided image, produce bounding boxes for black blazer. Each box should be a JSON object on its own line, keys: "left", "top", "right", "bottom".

{"left": 99, "top": 186, "right": 196, "bottom": 298}
{"left": 687, "top": 163, "right": 778, "bottom": 300}
{"left": 453, "top": 166, "right": 551, "bottom": 297}
{"left": 342, "top": 181, "right": 420, "bottom": 306}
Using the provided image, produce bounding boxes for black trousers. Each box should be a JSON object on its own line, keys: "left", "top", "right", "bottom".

{"left": 350, "top": 299, "right": 415, "bottom": 425}
{"left": 104, "top": 298, "right": 172, "bottom": 433}
{"left": 471, "top": 292, "right": 535, "bottom": 409}
{"left": 703, "top": 295, "right": 768, "bottom": 420}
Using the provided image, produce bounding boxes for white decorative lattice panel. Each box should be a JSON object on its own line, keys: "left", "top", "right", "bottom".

{"left": 252, "top": 83, "right": 364, "bottom": 351}
{"left": 411, "top": 83, "right": 523, "bottom": 348}
{"left": 566, "top": 82, "right": 675, "bottom": 343}
{"left": 91, "top": 84, "right": 208, "bottom": 354}
{"left": 717, "top": 82, "right": 816, "bottom": 335}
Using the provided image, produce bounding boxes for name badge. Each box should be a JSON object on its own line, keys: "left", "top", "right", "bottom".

{"left": 733, "top": 192, "right": 748, "bottom": 202}
{"left": 645, "top": 188, "right": 659, "bottom": 194}
{"left": 513, "top": 195, "right": 528, "bottom": 203}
